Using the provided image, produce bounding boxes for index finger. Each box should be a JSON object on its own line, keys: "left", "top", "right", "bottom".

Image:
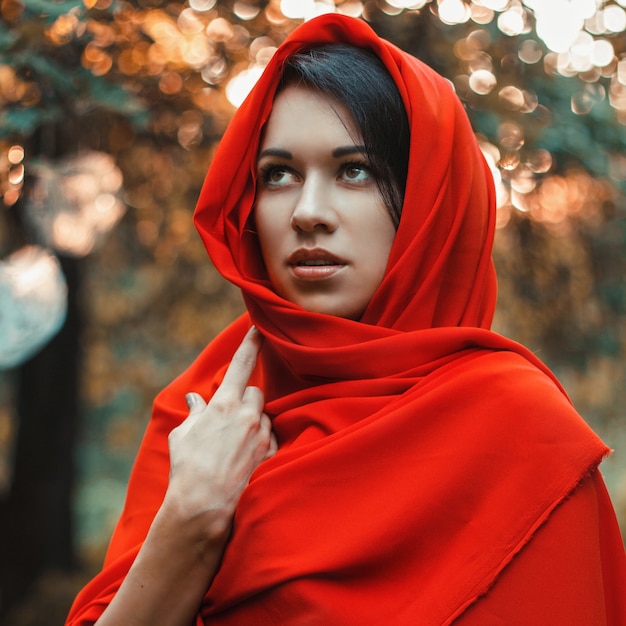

{"left": 215, "top": 326, "right": 263, "bottom": 400}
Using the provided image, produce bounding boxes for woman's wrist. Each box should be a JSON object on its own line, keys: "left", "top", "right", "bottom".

{"left": 95, "top": 496, "right": 230, "bottom": 626}
{"left": 157, "top": 489, "right": 233, "bottom": 563}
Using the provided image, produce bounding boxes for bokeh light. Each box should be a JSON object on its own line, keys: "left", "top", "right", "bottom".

{"left": 24, "top": 152, "right": 126, "bottom": 258}
{"left": 0, "top": 246, "right": 67, "bottom": 369}
{"left": 225, "top": 64, "right": 266, "bottom": 107}
{"left": 438, "top": 0, "right": 471, "bottom": 25}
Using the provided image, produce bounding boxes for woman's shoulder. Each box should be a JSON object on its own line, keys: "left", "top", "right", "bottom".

{"left": 445, "top": 333, "right": 575, "bottom": 411}
{"left": 425, "top": 338, "right": 607, "bottom": 457}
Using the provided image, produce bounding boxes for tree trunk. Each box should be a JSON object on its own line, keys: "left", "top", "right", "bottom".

{"left": 0, "top": 256, "right": 81, "bottom": 618}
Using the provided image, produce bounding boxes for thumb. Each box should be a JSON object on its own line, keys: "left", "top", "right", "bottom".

{"left": 185, "top": 392, "right": 207, "bottom": 414}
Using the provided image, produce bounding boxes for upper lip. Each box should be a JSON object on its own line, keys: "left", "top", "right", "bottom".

{"left": 287, "top": 248, "right": 346, "bottom": 266}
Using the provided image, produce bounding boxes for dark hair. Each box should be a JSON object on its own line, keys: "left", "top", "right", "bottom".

{"left": 279, "top": 44, "right": 410, "bottom": 228}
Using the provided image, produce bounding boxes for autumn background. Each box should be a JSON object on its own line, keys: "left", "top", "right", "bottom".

{"left": 0, "top": 0, "right": 625, "bottom": 622}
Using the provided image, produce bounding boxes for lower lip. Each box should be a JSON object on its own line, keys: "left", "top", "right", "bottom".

{"left": 291, "top": 264, "right": 345, "bottom": 280}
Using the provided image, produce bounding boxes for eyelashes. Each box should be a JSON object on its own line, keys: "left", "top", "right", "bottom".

{"left": 258, "top": 162, "right": 294, "bottom": 187}
{"left": 341, "top": 162, "right": 372, "bottom": 182}
{"left": 257, "top": 160, "right": 375, "bottom": 189}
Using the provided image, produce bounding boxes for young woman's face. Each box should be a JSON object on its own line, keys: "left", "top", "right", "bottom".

{"left": 254, "top": 85, "right": 396, "bottom": 320}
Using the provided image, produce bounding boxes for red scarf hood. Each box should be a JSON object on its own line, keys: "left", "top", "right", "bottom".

{"left": 67, "top": 14, "right": 609, "bottom": 626}
{"left": 194, "top": 13, "right": 497, "bottom": 356}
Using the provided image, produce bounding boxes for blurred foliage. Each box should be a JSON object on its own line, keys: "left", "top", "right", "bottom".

{"left": 0, "top": 0, "right": 625, "bottom": 620}
{"left": 0, "top": 0, "right": 147, "bottom": 139}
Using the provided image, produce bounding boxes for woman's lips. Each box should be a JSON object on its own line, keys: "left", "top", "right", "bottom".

{"left": 292, "top": 263, "right": 344, "bottom": 279}
{"left": 288, "top": 248, "right": 346, "bottom": 280}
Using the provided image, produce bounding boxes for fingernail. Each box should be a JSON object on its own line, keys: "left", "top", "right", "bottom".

{"left": 250, "top": 325, "right": 263, "bottom": 342}
{"left": 185, "top": 393, "right": 197, "bottom": 410}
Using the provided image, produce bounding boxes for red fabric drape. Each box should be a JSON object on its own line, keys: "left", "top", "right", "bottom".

{"left": 68, "top": 14, "right": 625, "bottom": 625}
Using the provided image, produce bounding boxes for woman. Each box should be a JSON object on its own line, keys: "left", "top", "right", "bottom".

{"left": 67, "top": 13, "right": 626, "bottom": 625}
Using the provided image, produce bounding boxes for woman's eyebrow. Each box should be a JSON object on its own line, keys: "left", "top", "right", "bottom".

{"left": 257, "top": 148, "right": 292, "bottom": 160}
{"left": 257, "top": 145, "right": 367, "bottom": 161}
{"left": 332, "top": 145, "right": 367, "bottom": 157}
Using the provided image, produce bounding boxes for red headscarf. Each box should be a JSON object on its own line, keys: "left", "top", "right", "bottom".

{"left": 68, "top": 14, "right": 615, "bottom": 625}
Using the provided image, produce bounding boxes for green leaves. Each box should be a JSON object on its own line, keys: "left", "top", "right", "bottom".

{"left": 86, "top": 78, "right": 148, "bottom": 123}
{"left": 22, "top": 0, "right": 84, "bottom": 20}
{"left": 0, "top": 44, "right": 148, "bottom": 138}
{"left": 0, "top": 107, "right": 52, "bottom": 137}
{"left": 0, "top": 0, "right": 148, "bottom": 139}
{"left": 13, "top": 49, "right": 77, "bottom": 93}
{"left": 0, "top": 23, "right": 18, "bottom": 50}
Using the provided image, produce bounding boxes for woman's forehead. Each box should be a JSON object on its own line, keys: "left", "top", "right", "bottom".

{"left": 259, "top": 85, "right": 362, "bottom": 153}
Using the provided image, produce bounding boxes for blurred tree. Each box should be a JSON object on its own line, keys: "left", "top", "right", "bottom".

{"left": 0, "top": 0, "right": 147, "bottom": 615}
{"left": 0, "top": 0, "right": 625, "bottom": 619}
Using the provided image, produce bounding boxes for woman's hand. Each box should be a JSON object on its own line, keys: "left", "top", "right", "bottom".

{"left": 165, "top": 325, "right": 277, "bottom": 542}
{"left": 96, "top": 326, "right": 276, "bottom": 626}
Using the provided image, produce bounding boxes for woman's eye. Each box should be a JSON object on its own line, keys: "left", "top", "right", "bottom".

{"left": 260, "top": 165, "right": 297, "bottom": 188}
{"left": 341, "top": 164, "right": 371, "bottom": 183}
{"left": 269, "top": 168, "right": 287, "bottom": 183}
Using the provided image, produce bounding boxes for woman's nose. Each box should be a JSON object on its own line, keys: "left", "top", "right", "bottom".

{"left": 290, "top": 176, "right": 338, "bottom": 233}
